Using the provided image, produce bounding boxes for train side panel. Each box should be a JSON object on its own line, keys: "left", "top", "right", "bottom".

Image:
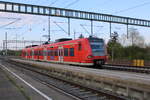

{"left": 21, "top": 37, "right": 107, "bottom": 66}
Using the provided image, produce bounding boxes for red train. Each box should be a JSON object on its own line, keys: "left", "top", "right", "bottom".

{"left": 21, "top": 36, "right": 108, "bottom": 66}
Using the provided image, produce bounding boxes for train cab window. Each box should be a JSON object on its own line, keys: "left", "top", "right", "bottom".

{"left": 64, "top": 48, "right": 68, "bottom": 56}
{"left": 69, "top": 48, "right": 74, "bottom": 56}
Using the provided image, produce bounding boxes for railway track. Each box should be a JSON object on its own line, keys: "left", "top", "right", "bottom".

{"left": 102, "top": 64, "right": 150, "bottom": 74}
{"left": 2, "top": 56, "right": 150, "bottom": 74}
{"left": 3, "top": 59, "right": 127, "bottom": 100}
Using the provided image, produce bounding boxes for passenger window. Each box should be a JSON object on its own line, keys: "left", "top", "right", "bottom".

{"left": 26, "top": 51, "right": 28, "bottom": 56}
{"left": 43, "top": 50, "right": 47, "bottom": 56}
{"left": 55, "top": 50, "right": 58, "bottom": 56}
{"left": 41, "top": 51, "right": 43, "bottom": 56}
{"left": 50, "top": 50, "right": 53, "bottom": 56}
{"left": 38, "top": 51, "right": 39, "bottom": 56}
{"left": 51, "top": 50, "right": 54, "bottom": 56}
{"left": 78, "top": 43, "right": 82, "bottom": 51}
{"left": 47, "top": 50, "right": 50, "bottom": 56}
{"left": 32, "top": 50, "right": 34, "bottom": 56}
{"left": 30, "top": 51, "right": 32, "bottom": 56}
{"left": 35, "top": 51, "right": 37, "bottom": 56}
{"left": 69, "top": 48, "right": 74, "bottom": 56}
{"left": 61, "top": 49, "right": 63, "bottom": 56}
{"left": 64, "top": 48, "right": 68, "bottom": 56}
{"left": 39, "top": 51, "right": 40, "bottom": 56}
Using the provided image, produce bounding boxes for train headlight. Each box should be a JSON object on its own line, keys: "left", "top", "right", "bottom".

{"left": 87, "top": 55, "right": 93, "bottom": 59}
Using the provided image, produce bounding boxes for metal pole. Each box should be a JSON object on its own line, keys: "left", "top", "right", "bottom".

{"left": 110, "top": 22, "right": 112, "bottom": 37}
{"left": 16, "top": 33, "right": 17, "bottom": 51}
{"left": 127, "top": 24, "right": 129, "bottom": 39}
{"left": 68, "top": 18, "right": 70, "bottom": 36}
{"left": 48, "top": 16, "right": 51, "bottom": 41}
{"left": 3, "top": 40, "right": 4, "bottom": 50}
{"left": 112, "top": 47, "right": 114, "bottom": 61}
{"left": 5, "top": 32, "right": 7, "bottom": 56}
{"left": 91, "top": 20, "right": 93, "bottom": 36}
{"left": 74, "top": 30, "right": 76, "bottom": 39}
{"left": 132, "top": 31, "right": 134, "bottom": 46}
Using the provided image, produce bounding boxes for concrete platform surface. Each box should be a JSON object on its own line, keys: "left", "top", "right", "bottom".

{"left": 13, "top": 59, "right": 150, "bottom": 86}
{"left": 0, "top": 67, "right": 27, "bottom": 100}
{"left": 0, "top": 59, "right": 77, "bottom": 100}
{"left": 11, "top": 58, "right": 150, "bottom": 100}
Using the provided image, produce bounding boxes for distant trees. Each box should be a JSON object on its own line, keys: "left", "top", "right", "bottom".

{"left": 0, "top": 50, "right": 21, "bottom": 56}
{"left": 107, "top": 40, "right": 123, "bottom": 60}
{"left": 79, "top": 34, "right": 84, "bottom": 38}
{"left": 107, "top": 28, "right": 150, "bottom": 61}
{"left": 107, "top": 32, "right": 123, "bottom": 61}
{"left": 119, "top": 28, "right": 145, "bottom": 47}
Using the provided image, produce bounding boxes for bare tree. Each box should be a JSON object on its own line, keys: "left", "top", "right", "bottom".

{"left": 119, "top": 28, "right": 145, "bottom": 47}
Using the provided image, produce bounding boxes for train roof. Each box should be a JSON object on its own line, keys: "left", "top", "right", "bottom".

{"left": 22, "top": 37, "right": 104, "bottom": 50}
{"left": 25, "top": 45, "right": 38, "bottom": 48}
{"left": 55, "top": 38, "right": 72, "bottom": 42}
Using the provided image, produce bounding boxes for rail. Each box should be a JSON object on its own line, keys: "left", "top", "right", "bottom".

{"left": 4, "top": 59, "right": 127, "bottom": 100}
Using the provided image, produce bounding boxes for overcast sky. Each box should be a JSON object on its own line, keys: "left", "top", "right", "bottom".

{"left": 0, "top": 0, "right": 150, "bottom": 49}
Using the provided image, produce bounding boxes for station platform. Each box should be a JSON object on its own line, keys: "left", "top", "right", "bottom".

{"left": 11, "top": 58, "right": 150, "bottom": 100}
{"left": 0, "top": 67, "right": 26, "bottom": 100}
{"left": 0, "top": 58, "right": 78, "bottom": 100}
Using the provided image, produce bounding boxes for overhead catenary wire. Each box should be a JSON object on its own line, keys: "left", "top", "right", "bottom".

{"left": 0, "top": 18, "right": 21, "bottom": 29}
{"left": 47, "top": 0, "right": 61, "bottom": 41}
{"left": 0, "top": 16, "right": 20, "bottom": 20}
{"left": 98, "top": 0, "right": 113, "bottom": 6}
{"left": 53, "top": 21, "right": 68, "bottom": 34}
{"left": 114, "top": 1, "right": 150, "bottom": 14}
{"left": 80, "top": 24, "right": 90, "bottom": 35}
{"left": 64, "top": 0, "right": 80, "bottom": 8}
{"left": 49, "top": 0, "right": 60, "bottom": 6}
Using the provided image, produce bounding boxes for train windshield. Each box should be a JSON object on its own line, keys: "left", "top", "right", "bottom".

{"left": 89, "top": 38, "right": 105, "bottom": 56}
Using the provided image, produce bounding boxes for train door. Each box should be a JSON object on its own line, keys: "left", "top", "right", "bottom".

{"left": 37, "top": 50, "right": 40, "bottom": 60}
{"left": 78, "top": 42, "right": 82, "bottom": 63}
{"left": 58, "top": 46, "right": 63, "bottom": 62}
{"left": 32, "top": 49, "right": 34, "bottom": 59}
{"left": 44, "top": 48, "right": 47, "bottom": 61}
{"left": 25, "top": 50, "right": 28, "bottom": 59}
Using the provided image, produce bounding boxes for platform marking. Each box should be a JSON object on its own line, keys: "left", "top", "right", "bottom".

{"left": 0, "top": 64, "right": 52, "bottom": 100}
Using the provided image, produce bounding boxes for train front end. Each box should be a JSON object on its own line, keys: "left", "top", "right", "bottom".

{"left": 88, "top": 37, "right": 107, "bottom": 65}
